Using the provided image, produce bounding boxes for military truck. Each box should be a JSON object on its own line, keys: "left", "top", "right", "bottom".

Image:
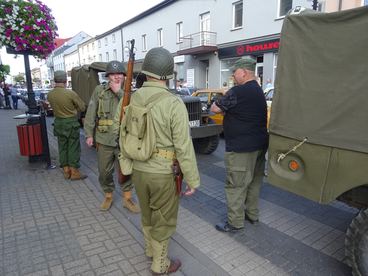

{"left": 267, "top": 7, "right": 367, "bottom": 276}
{"left": 71, "top": 62, "right": 222, "bottom": 154}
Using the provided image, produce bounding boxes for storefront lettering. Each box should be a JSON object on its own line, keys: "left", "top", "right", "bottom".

{"left": 237, "top": 41, "right": 279, "bottom": 55}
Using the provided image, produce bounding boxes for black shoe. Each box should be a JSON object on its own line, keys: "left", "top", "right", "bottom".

{"left": 244, "top": 213, "right": 259, "bottom": 225}
{"left": 215, "top": 222, "right": 243, "bottom": 233}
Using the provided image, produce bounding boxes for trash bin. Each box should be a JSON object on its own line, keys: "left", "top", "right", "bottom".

{"left": 14, "top": 114, "right": 42, "bottom": 156}
{"left": 16, "top": 122, "right": 43, "bottom": 156}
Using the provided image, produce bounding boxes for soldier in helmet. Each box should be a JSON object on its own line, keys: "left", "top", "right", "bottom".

{"left": 84, "top": 60, "right": 140, "bottom": 213}
{"left": 47, "top": 70, "right": 87, "bottom": 180}
{"left": 117, "top": 47, "right": 200, "bottom": 275}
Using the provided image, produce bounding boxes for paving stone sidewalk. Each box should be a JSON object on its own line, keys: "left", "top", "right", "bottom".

{"left": 0, "top": 104, "right": 354, "bottom": 276}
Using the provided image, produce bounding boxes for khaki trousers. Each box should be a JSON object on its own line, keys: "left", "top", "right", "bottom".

{"left": 224, "top": 149, "right": 266, "bottom": 228}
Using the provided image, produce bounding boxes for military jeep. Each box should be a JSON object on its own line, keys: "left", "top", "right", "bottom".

{"left": 267, "top": 7, "right": 368, "bottom": 276}
{"left": 71, "top": 62, "right": 222, "bottom": 154}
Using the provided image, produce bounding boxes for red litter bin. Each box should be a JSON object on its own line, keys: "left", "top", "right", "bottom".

{"left": 16, "top": 123, "right": 43, "bottom": 156}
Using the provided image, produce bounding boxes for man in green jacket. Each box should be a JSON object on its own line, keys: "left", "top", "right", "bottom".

{"left": 48, "top": 70, "right": 87, "bottom": 180}
{"left": 84, "top": 61, "right": 140, "bottom": 213}
{"left": 117, "top": 48, "right": 200, "bottom": 275}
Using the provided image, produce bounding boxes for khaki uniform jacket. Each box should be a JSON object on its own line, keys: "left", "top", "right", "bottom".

{"left": 48, "top": 87, "right": 85, "bottom": 118}
{"left": 84, "top": 83, "right": 123, "bottom": 147}
{"left": 115, "top": 81, "right": 200, "bottom": 189}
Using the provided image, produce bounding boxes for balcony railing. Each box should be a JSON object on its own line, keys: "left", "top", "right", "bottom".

{"left": 177, "top": 31, "right": 217, "bottom": 55}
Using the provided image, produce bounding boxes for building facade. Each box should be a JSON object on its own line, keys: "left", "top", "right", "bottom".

{"left": 46, "top": 0, "right": 365, "bottom": 89}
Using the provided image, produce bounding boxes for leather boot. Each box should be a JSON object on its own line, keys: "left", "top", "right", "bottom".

{"left": 62, "top": 166, "right": 70, "bottom": 179}
{"left": 70, "top": 167, "right": 87, "bottom": 181}
{"left": 100, "top": 192, "right": 113, "bottom": 211}
{"left": 123, "top": 191, "right": 141, "bottom": 213}
{"left": 142, "top": 226, "right": 153, "bottom": 259}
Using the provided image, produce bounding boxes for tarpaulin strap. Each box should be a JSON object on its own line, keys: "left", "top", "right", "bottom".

{"left": 277, "top": 137, "right": 308, "bottom": 163}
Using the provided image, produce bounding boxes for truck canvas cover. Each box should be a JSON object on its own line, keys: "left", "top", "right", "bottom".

{"left": 71, "top": 62, "right": 107, "bottom": 105}
{"left": 270, "top": 7, "right": 368, "bottom": 154}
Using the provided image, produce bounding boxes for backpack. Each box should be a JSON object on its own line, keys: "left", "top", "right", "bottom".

{"left": 119, "top": 92, "right": 170, "bottom": 161}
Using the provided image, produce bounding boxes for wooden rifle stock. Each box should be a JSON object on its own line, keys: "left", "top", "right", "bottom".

{"left": 118, "top": 39, "right": 135, "bottom": 185}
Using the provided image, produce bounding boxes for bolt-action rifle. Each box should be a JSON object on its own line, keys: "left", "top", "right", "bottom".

{"left": 117, "top": 39, "right": 135, "bottom": 184}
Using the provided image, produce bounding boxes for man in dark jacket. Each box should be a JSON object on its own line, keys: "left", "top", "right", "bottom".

{"left": 211, "top": 56, "right": 268, "bottom": 232}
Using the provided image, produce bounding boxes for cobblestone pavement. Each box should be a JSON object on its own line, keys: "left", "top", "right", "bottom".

{"left": 0, "top": 104, "right": 355, "bottom": 275}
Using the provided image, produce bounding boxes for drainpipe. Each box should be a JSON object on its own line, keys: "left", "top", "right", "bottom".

{"left": 338, "top": 0, "right": 342, "bottom": 11}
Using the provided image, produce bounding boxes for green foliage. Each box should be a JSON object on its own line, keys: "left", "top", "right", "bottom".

{"left": 0, "top": 64, "right": 10, "bottom": 81}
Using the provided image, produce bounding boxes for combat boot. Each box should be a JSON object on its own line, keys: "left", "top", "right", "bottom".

{"left": 62, "top": 166, "right": 71, "bottom": 179}
{"left": 70, "top": 167, "right": 88, "bottom": 181}
{"left": 100, "top": 192, "right": 113, "bottom": 211}
{"left": 123, "top": 191, "right": 140, "bottom": 213}
{"left": 151, "top": 239, "right": 181, "bottom": 275}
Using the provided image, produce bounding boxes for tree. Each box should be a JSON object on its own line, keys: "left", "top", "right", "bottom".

{"left": 14, "top": 73, "right": 25, "bottom": 84}
{"left": 0, "top": 64, "right": 10, "bottom": 82}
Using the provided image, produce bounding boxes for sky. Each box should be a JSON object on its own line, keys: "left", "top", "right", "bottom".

{"left": 0, "top": 0, "right": 162, "bottom": 76}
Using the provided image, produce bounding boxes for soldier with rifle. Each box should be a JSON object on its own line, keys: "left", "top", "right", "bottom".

{"left": 117, "top": 47, "right": 200, "bottom": 275}
{"left": 84, "top": 60, "right": 140, "bottom": 213}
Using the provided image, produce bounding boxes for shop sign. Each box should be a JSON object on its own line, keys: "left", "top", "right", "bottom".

{"left": 219, "top": 39, "right": 280, "bottom": 58}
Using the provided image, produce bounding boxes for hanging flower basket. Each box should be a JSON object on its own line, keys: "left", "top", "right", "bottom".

{"left": 0, "top": 0, "right": 58, "bottom": 60}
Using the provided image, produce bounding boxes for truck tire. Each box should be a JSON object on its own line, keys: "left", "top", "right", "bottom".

{"left": 193, "top": 135, "right": 219, "bottom": 154}
{"left": 345, "top": 208, "right": 368, "bottom": 276}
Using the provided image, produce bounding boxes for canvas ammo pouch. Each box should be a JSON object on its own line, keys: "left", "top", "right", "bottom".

{"left": 120, "top": 92, "right": 169, "bottom": 161}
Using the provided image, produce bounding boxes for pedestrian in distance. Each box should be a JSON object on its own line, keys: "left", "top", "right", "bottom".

{"left": 117, "top": 47, "right": 200, "bottom": 275}
{"left": 10, "top": 85, "right": 19, "bottom": 110}
{"left": 84, "top": 60, "right": 140, "bottom": 213}
{"left": 47, "top": 70, "right": 88, "bottom": 180}
{"left": 211, "top": 56, "right": 269, "bottom": 232}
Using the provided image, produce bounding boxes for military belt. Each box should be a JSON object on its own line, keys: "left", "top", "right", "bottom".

{"left": 98, "top": 119, "right": 113, "bottom": 126}
{"left": 153, "top": 149, "right": 176, "bottom": 160}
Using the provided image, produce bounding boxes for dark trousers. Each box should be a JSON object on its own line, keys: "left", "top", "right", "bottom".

{"left": 11, "top": 96, "right": 18, "bottom": 109}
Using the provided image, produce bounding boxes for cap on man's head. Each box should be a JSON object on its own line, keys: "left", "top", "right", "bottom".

{"left": 232, "top": 56, "right": 256, "bottom": 72}
{"left": 54, "top": 70, "right": 67, "bottom": 83}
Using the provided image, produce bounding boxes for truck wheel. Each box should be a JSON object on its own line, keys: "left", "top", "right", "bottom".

{"left": 193, "top": 135, "right": 219, "bottom": 154}
{"left": 345, "top": 208, "right": 368, "bottom": 276}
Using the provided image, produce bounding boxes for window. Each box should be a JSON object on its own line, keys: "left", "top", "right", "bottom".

{"left": 233, "top": 1, "right": 243, "bottom": 29}
{"left": 364, "top": 0, "right": 368, "bottom": 5}
{"left": 99, "top": 54, "right": 102, "bottom": 61}
{"left": 142, "top": 34, "right": 147, "bottom": 51}
{"left": 104, "top": 37, "right": 108, "bottom": 46}
{"left": 106, "top": 52, "right": 109, "bottom": 61}
{"left": 98, "top": 40, "right": 101, "bottom": 48}
{"left": 87, "top": 44, "right": 89, "bottom": 51}
{"left": 278, "top": 0, "right": 292, "bottom": 17}
{"left": 113, "top": 49, "right": 117, "bottom": 60}
{"left": 157, "top": 28, "right": 163, "bottom": 47}
{"left": 112, "top": 34, "right": 116, "bottom": 43}
{"left": 92, "top": 43, "right": 95, "bottom": 50}
{"left": 176, "top": 22, "right": 183, "bottom": 43}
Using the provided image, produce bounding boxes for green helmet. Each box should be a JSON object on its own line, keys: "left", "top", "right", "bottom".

{"left": 105, "top": 60, "right": 126, "bottom": 76}
{"left": 141, "top": 47, "right": 174, "bottom": 80}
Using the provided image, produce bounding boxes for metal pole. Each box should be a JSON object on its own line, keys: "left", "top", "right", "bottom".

{"left": 23, "top": 53, "right": 38, "bottom": 115}
{"left": 39, "top": 110, "right": 55, "bottom": 169}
